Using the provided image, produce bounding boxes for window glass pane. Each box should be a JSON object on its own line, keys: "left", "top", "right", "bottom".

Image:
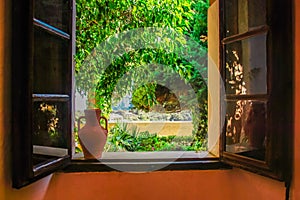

{"left": 225, "top": 100, "right": 266, "bottom": 161}
{"left": 225, "top": 0, "right": 266, "bottom": 37}
{"left": 225, "top": 34, "right": 267, "bottom": 95}
{"left": 32, "top": 101, "right": 68, "bottom": 148}
{"left": 34, "top": 0, "right": 70, "bottom": 33}
{"left": 33, "top": 28, "right": 69, "bottom": 94}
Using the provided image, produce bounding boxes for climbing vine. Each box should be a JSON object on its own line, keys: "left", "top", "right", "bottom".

{"left": 75, "top": 0, "right": 209, "bottom": 150}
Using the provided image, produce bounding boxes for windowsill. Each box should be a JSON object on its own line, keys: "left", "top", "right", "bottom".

{"left": 73, "top": 151, "right": 216, "bottom": 161}
{"left": 62, "top": 151, "right": 232, "bottom": 172}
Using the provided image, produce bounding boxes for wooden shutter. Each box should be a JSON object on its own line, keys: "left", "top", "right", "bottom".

{"left": 220, "top": 0, "right": 293, "bottom": 181}
{"left": 12, "top": 0, "right": 75, "bottom": 188}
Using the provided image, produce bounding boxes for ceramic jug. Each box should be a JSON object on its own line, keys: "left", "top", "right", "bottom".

{"left": 77, "top": 109, "right": 108, "bottom": 159}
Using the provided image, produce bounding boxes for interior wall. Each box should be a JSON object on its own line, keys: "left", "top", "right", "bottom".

{"left": 0, "top": 0, "right": 11, "bottom": 198}
{"left": 43, "top": 169, "right": 285, "bottom": 200}
{"left": 291, "top": 0, "right": 300, "bottom": 199}
{"left": 0, "top": 0, "right": 298, "bottom": 200}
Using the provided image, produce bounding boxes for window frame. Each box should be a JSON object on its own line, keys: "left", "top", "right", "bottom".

{"left": 219, "top": 0, "right": 293, "bottom": 182}
{"left": 11, "top": 0, "right": 293, "bottom": 189}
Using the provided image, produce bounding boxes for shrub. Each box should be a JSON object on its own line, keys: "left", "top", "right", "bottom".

{"left": 105, "top": 122, "right": 196, "bottom": 152}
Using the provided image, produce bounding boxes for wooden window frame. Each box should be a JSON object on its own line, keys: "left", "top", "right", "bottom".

{"left": 11, "top": 0, "right": 293, "bottom": 189}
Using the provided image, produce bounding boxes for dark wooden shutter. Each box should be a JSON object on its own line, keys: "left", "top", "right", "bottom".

{"left": 220, "top": 0, "right": 293, "bottom": 181}
{"left": 12, "top": 0, "right": 75, "bottom": 188}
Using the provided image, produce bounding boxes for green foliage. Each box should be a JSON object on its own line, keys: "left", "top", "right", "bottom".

{"left": 75, "top": 0, "right": 209, "bottom": 101}
{"left": 75, "top": 0, "right": 210, "bottom": 150}
{"left": 75, "top": 0, "right": 208, "bottom": 70}
{"left": 131, "top": 82, "right": 157, "bottom": 111}
{"left": 105, "top": 122, "right": 196, "bottom": 152}
{"left": 191, "top": 101, "right": 207, "bottom": 151}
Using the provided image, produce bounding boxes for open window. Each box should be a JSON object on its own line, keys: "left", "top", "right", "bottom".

{"left": 11, "top": 0, "right": 292, "bottom": 188}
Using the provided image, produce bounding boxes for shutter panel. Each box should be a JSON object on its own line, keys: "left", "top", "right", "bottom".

{"left": 219, "top": 0, "right": 293, "bottom": 181}
{"left": 12, "top": 0, "right": 75, "bottom": 188}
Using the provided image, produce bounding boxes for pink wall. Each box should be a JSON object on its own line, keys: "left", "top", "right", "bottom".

{"left": 0, "top": 0, "right": 299, "bottom": 200}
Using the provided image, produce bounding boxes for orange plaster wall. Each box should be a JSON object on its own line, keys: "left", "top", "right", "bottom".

{"left": 0, "top": 1, "right": 298, "bottom": 200}
{"left": 42, "top": 169, "right": 285, "bottom": 200}
{"left": 291, "top": 0, "right": 300, "bottom": 199}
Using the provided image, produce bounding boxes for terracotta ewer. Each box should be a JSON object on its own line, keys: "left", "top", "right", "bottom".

{"left": 77, "top": 109, "right": 108, "bottom": 159}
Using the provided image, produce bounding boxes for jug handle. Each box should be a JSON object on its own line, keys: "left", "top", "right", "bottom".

{"left": 77, "top": 116, "right": 86, "bottom": 132}
{"left": 100, "top": 116, "right": 108, "bottom": 131}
